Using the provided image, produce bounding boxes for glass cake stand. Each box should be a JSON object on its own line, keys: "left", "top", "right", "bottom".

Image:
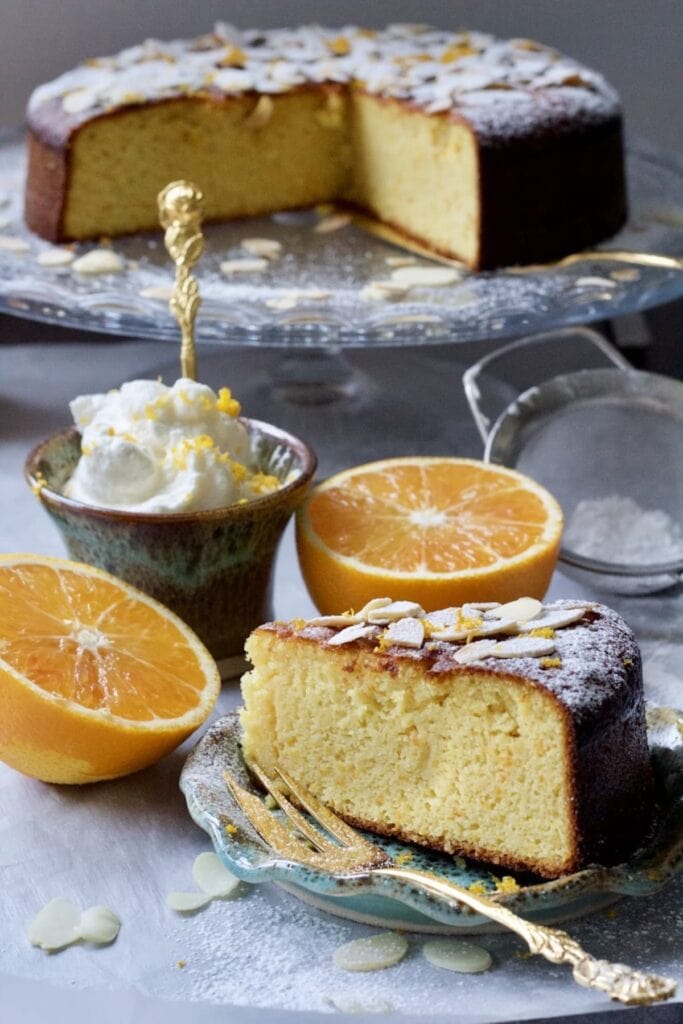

{"left": 1, "top": 130, "right": 682, "bottom": 473}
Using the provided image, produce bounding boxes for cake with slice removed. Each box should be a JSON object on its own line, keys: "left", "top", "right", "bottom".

{"left": 24, "top": 24, "right": 626, "bottom": 268}
{"left": 241, "top": 597, "right": 653, "bottom": 878}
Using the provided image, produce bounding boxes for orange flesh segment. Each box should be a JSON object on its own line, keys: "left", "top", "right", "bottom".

{"left": 0, "top": 563, "right": 208, "bottom": 721}
{"left": 307, "top": 462, "right": 552, "bottom": 573}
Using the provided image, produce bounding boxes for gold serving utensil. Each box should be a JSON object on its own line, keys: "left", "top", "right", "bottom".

{"left": 226, "top": 762, "right": 677, "bottom": 1007}
{"left": 505, "top": 249, "right": 683, "bottom": 274}
{"left": 158, "top": 180, "right": 205, "bottom": 380}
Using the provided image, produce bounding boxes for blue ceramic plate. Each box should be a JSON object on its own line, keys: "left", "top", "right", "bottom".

{"left": 179, "top": 705, "right": 682, "bottom": 934}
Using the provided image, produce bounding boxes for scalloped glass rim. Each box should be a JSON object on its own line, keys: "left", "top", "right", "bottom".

{"left": 179, "top": 705, "right": 682, "bottom": 933}
{"left": 1, "top": 133, "right": 683, "bottom": 347}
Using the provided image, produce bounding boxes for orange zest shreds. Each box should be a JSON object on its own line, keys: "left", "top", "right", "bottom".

{"left": 216, "top": 387, "right": 241, "bottom": 417}
{"left": 540, "top": 657, "right": 562, "bottom": 670}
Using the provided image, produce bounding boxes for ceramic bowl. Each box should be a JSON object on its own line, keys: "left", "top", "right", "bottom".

{"left": 25, "top": 419, "right": 316, "bottom": 672}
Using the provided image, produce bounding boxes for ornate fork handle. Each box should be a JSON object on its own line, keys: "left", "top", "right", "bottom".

{"left": 378, "top": 866, "right": 677, "bottom": 1006}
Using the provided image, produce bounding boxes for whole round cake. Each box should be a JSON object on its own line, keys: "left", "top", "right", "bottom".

{"left": 25, "top": 23, "right": 627, "bottom": 269}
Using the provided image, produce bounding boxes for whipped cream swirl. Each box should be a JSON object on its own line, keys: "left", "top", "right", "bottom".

{"left": 64, "top": 378, "right": 279, "bottom": 513}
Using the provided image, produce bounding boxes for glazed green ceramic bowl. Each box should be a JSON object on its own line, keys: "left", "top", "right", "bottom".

{"left": 25, "top": 419, "right": 316, "bottom": 672}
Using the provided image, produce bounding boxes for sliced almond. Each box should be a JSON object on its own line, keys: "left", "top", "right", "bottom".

{"left": 518, "top": 607, "right": 586, "bottom": 632}
{"left": 424, "top": 608, "right": 459, "bottom": 629}
{"left": 139, "top": 284, "right": 173, "bottom": 300}
{"left": 314, "top": 214, "right": 351, "bottom": 234}
{"left": 28, "top": 898, "right": 82, "bottom": 951}
{"left": 240, "top": 237, "right": 282, "bottom": 259}
{"left": 192, "top": 852, "right": 240, "bottom": 898}
{"left": 245, "top": 95, "right": 274, "bottom": 128}
{"left": 390, "top": 266, "right": 459, "bottom": 287}
{"left": 72, "top": 249, "right": 124, "bottom": 275}
{"left": 452, "top": 639, "right": 497, "bottom": 664}
{"left": 0, "top": 235, "right": 29, "bottom": 254}
{"left": 219, "top": 258, "right": 269, "bottom": 275}
{"left": 308, "top": 613, "right": 363, "bottom": 628}
{"left": 327, "top": 623, "right": 377, "bottom": 646}
{"left": 37, "top": 247, "right": 75, "bottom": 267}
{"left": 78, "top": 906, "right": 121, "bottom": 944}
{"left": 491, "top": 636, "right": 556, "bottom": 659}
{"left": 488, "top": 597, "right": 542, "bottom": 623}
{"left": 358, "top": 597, "right": 393, "bottom": 619}
{"left": 383, "top": 617, "right": 425, "bottom": 648}
{"left": 63, "top": 88, "right": 97, "bottom": 114}
{"left": 360, "top": 280, "right": 409, "bottom": 301}
{"left": 423, "top": 939, "right": 492, "bottom": 973}
{"left": 166, "top": 891, "right": 212, "bottom": 913}
{"left": 385, "top": 256, "right": 417, "bottom": 267}
{"left": 333, "top": 932, "right": 408, "bottom": 972}
{"left": 367, "top": 600, "right": 425, "bottom": 624}
{"left": 434, "top": 617, "right": 518, "bottom": 642}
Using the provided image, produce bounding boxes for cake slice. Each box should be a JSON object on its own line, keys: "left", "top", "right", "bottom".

{"left": 241, "top": 598, "right": 653, "bottom": 878}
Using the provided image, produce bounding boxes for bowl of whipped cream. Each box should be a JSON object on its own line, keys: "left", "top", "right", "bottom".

{"left": 25, "top": 377, "right": 317, "bottom": 673}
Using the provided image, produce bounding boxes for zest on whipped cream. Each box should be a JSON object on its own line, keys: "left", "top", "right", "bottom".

{"left": 64, "top": 378, "right": 280, "bottom": 513}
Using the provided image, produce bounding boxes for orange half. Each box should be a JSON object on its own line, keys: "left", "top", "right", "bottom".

{"left": 296, "top": 457, "right": 563, "bottom": 613}
{"left": 0, "top": 553, "right": 220, "bottom": 783}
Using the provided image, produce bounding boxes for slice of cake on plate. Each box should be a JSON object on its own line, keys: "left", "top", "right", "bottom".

{"left": 241, "top": 597, "right": 653, "bottom": 878}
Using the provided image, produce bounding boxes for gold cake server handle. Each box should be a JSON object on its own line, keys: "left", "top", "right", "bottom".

{"left": 227, "top": 763, "right": 677, "bottom": 1007}
{"left": 158, "top": 179, "right": 205, "bottom": 380}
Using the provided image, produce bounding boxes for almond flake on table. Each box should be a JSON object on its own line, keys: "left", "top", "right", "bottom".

{"left": 192, "top": 851, "right": 240, "bottom": 898}
{"left": 166, "top": 891, "right": 213, "bottom": 913}
{"left": 240, "top": 237, "right": 282, "bottom": 259}
{"left": 333, "top": 931, "right": 409, "bottom": 972}
{"left": 72, "top": 248, "right": 124, "bottom": 275}
{"left": 0, "top": 235, "right": 29, "bottom": 253}
{"left": 390, "top": 265, "right": 460, "bottom": 287}
{"left": 37, "top": 247, "right": 75, "bottom": 268}
{"left": 167, "top": 852, "right": 240, "bottom": 913}
{"left": 423, "top": 939, "right": 492, "bottom": 974}
{"left": 219, "top": 257, "right": 269, "bottom": 275}
{"left": 28, "top": 897, "right": 121, "bottom": 952}
{"left": 78, "top": 905, "right": 121, "bottom": 944}
{"left": 314, "top": 213, "right": 351, "bottom": 233}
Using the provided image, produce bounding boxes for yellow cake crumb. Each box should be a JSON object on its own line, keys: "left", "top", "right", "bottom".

{"left": 540, "top": 657, "right": 562, "bottom": 670}
{"left": 529, "top": 627, "right": 555, "bottom": 639}
{"left": 395, "top": 852, "right": 414, "bottom": 866}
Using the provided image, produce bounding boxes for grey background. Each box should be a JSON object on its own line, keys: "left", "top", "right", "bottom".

{"left": 1, "top": 0, "right": 681, "bottom": 152}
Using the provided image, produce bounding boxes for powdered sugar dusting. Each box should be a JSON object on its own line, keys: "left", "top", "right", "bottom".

{"left": 28, "top": 23, "right": 620, "bottom": 145}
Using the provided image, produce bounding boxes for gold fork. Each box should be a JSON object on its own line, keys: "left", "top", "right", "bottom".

{"left": 226, "top": 761, "right": 677, "bottom": 1007}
